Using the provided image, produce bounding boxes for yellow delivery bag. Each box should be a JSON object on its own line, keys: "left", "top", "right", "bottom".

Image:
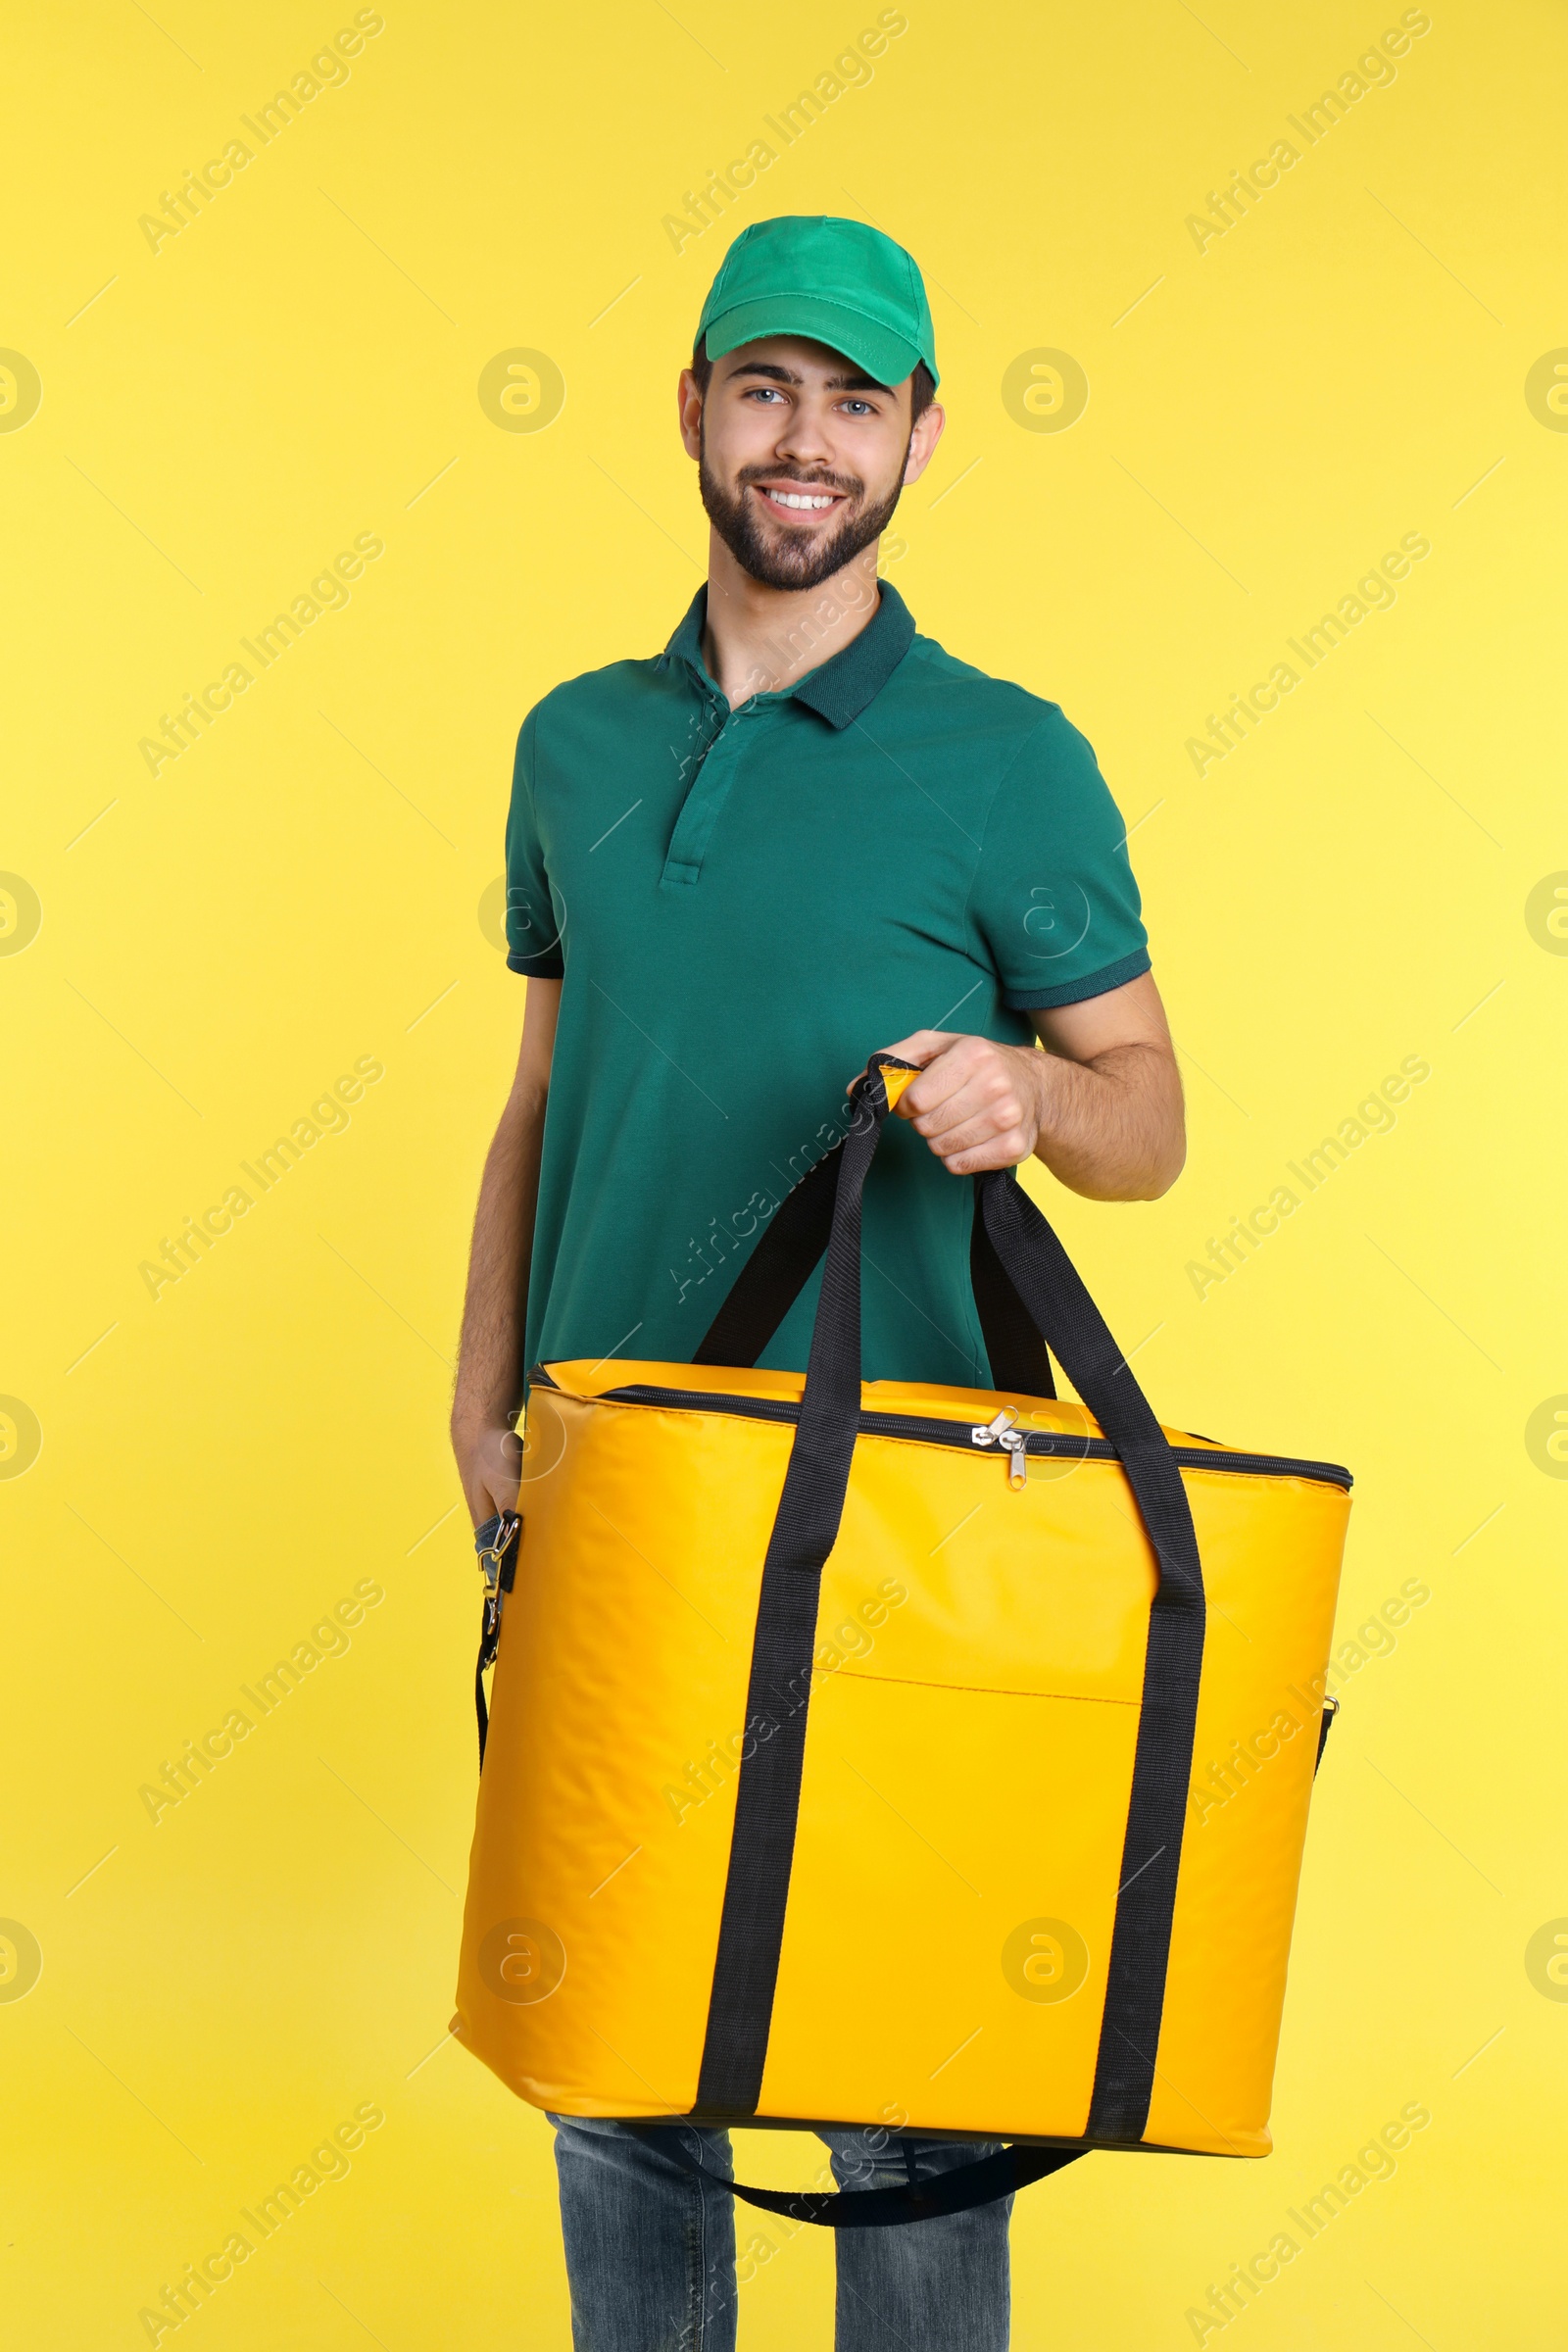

{"left": 455, "top": 1057, "right": 1350, "bottom": 2225}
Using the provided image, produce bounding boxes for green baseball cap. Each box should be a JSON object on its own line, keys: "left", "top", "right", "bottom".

{"left": 695, "top": 214, "right": 939, "bottom": 391}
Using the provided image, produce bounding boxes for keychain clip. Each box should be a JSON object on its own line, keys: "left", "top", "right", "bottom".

{"left": 476, "top": 1508, "right": 522, "bottom": 1597}
{"left": 475, "top": 1510, "right": 523, "bottom": 1768}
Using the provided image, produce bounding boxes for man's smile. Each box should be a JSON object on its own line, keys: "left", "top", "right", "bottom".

{"left": 749, "top": 478, "right": 852, "bottom": 521}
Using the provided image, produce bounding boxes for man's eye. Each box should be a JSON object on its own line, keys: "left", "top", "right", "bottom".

{"left": 841, "top": 400, "right": 874, "bottom": 416}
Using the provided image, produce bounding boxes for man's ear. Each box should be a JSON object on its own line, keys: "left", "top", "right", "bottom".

{"left": 903, "top": 401, "right": 946, "bottom": 487}
{"left": 677, "top": 368, "right": 704, "bottom": 461}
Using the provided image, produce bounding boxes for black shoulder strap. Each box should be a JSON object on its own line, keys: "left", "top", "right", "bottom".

{"left": 696, "top": 1140, "right": 1054, "bottom": 1397}
{"left": 473, "top": 1511, "right": 521, "bottom": 1766}
{"left": 626, "top": 2124, "right": 1084, "bottom": 2228}
{"left": 1314, "top": 1693, "right": 1339, "bottom": 1773}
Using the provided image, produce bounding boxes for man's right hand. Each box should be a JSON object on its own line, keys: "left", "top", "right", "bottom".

{"left": 452, "top": 1416, "right": 522, "bottom": 1528}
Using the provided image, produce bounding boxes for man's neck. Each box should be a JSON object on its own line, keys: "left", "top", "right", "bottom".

{"left": 700, "top": 534, "right": 882, "bottom": 708}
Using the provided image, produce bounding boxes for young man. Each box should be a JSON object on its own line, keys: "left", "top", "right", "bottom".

{"left": 452, "top": 215, "right": 1184, "bottom": 2352}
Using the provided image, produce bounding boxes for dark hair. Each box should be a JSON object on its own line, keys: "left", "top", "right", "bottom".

{"left": 691, "top": 337, "right": 936, "bottom": 422}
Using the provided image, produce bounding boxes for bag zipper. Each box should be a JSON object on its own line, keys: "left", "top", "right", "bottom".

{"left": 974, "top": 1407, "right": 1030, "bottom": 1490}
{"left": 529, "top": 1369, "right": 1352, "bottom": 1491}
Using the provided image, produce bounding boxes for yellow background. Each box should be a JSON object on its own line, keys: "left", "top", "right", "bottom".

{"left": 5, "top": 1, "right": 1564, "bottom": 2343}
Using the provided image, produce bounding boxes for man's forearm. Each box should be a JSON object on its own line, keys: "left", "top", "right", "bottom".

{"left": 1028, "top": 1041, "right": 1185, "bottom": 1201}
{"left": 451, "top": 980, "right": 560, "bottom": 1525}
{"left": 451, "top": 1085, "right": 547, "bottom": 1437}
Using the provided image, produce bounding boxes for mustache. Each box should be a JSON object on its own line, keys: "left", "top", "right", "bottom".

{"left": 738, "top": 466, "right": 863, "bottom": 499}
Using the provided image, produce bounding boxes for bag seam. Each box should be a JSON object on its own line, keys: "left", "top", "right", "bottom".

{"left": 826, "top": 1667, "right": 1140, "bottom": 1706}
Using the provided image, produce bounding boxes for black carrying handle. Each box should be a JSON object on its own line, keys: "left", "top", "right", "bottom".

{"left": 683, "top": 1057, "right": 1206, "bottom": 2207}
{"left": 695, "top": 1080, "right": 1055, "bottom": 1396}
{"left": 968, "top": 1149, "right": 1207, "bottom": 2147}
{"left": 627, "top": 2123, "right": 1085, "bottom": 2228}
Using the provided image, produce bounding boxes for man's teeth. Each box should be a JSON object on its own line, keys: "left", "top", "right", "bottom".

{"left": 764, "top": 488, "right": 837, "bottom": 510}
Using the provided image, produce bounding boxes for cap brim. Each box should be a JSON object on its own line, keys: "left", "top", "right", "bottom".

{"left": 702, "top": 293, "right": 933, "bottom": 391}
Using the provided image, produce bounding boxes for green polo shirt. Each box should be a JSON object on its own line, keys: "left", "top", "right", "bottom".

{"left": 506, "top": 580, "right": 1151, "bottom": 1388}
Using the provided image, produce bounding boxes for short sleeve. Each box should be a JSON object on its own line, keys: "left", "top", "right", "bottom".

{"left": 504, "top": 705, "right": 565, "bottom": 978}
{"left": 967, "top": 707, "right": 1151, "bottom": 1009}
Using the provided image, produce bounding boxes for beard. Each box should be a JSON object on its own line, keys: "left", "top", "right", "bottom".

{"left": 698, "top": 432, "right": 909, "bottom": 592}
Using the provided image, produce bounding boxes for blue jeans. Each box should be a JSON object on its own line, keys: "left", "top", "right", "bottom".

{"left": 549, "top": 2114, "right": 1011, "bottom": 2351}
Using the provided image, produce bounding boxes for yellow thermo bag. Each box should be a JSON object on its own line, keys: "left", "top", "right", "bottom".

{"left": 456, "top": 1058, "right": 1351, "bottom": 2224}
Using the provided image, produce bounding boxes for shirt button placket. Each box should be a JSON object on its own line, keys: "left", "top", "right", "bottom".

{"left": 660, "top": 700, "right": 756, "bottom": 890}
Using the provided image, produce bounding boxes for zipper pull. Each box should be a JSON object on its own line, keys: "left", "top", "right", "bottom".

{"left": 973, "top": 1409, "right": 1017, "bottom": 1446}
{"left": 972, "top": 1409, "right": 1029, "bottom": 1489}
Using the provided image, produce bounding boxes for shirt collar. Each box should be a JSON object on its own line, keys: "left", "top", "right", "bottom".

{"left": 662, "top": 578, "right": 916, "bottom": 729}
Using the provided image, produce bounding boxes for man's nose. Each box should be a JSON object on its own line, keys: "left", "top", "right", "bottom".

{"left": 772, "top": 401, "right": 835, "bottom": 469}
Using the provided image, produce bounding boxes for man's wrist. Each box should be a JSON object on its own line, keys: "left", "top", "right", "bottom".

{"left": 451, "top": 1397, "right": 517, "bottom": 1445}
{"left": 1015, "top": 1040, "right": 1055, "bottom": 1156}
